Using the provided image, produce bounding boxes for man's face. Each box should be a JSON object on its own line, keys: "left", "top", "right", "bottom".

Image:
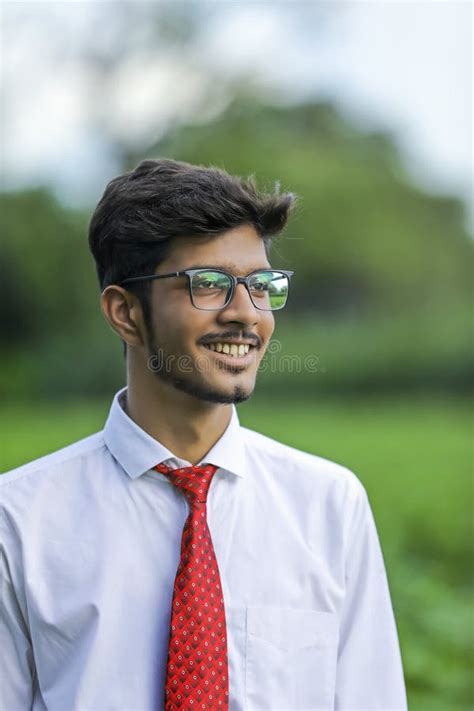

{"left": 142, "top": 224, "right": 275, "bottom": 404}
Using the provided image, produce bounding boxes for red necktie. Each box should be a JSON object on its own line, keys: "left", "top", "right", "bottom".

{"left": 154, "top": 462, "right": 230, "bottom": 710}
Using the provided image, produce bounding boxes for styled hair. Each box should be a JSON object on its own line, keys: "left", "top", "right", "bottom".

{"left": 88, "top": 158, "right": 296, "bottom": 355}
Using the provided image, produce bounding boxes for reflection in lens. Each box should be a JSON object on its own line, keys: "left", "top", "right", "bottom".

{"left": 191, "top": 270, "right": 232, "bottom": 309}
{"left": 249, "top": 271, "right": 289, "bottom": 310}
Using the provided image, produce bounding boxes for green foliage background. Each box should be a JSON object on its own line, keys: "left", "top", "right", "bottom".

{"left": 1, "top": 97, "right": 472, "bottom": 708}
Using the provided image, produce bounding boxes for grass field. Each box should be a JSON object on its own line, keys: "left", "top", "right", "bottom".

{"left": 1, "top": 394, "right": 472, "bottom": 709}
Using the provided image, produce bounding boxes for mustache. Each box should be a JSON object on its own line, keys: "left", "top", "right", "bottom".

{"left": 199, "top": 331, "right": 261, "bottom": 349}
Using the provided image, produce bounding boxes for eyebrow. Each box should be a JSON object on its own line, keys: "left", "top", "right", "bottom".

{"left": 183, "top": 264, "right": 272, "bottom": 273}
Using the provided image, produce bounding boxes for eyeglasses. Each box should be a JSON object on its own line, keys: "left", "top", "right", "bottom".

{"left": 119, "top": 268, "right": 294, "bottom": 311}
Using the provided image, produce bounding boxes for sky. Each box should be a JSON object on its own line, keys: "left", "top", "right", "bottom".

{"left": 1, "top": 1, "right": 472, "bottom": 222}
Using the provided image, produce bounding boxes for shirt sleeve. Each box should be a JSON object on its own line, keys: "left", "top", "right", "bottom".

{"left": 0, "top": 507, "right": 35, "bottom": 710}
{"left": 335, "top": 484, "right": 408, "bottom": 710}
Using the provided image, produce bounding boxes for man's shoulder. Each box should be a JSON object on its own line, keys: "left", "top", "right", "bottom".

{"left": 240, "top": 424, "right": 365, "bottom": 497}
{"left": 0, "top": 431, "right": 106, "bottom": 492}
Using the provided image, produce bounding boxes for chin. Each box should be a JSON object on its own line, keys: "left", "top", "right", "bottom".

{"left": 155, "top": 368, "right": 255, "bottom": 404}
{"left": 195, "top": 377, "right": 255, "bottom": 404}
{"left": 203, "top": 387, "right": 252, "bottom": 404}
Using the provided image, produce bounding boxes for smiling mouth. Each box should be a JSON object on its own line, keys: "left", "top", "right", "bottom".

{"left": 204, "top": 342, "right": 254, "bottom": 356}
{"left": 201, "top": 343, "right": 256, "bottom": 369}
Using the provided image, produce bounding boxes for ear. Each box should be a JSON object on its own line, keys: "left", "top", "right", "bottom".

{"left": 100, "top": 285, "right": 147, "bottom": 348}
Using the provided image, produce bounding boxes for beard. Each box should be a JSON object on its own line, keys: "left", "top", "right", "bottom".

{"left": 145, "top": 336, "right": 254, "bottom": 405}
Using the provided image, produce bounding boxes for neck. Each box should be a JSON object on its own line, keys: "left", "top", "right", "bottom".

{"left": 124, "top": 357, "right": 233, "bottom": 466}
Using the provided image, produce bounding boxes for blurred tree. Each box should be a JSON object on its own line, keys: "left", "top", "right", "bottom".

{"left": 2, "top": 0, "right": 333, "bottom": 194}
{"left": 0, "top": 190, "right": 96, "bottom": 349}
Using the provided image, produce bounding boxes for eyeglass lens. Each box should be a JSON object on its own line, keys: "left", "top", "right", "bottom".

{"left": 190, "top": 270, "right": 289, "bottom": 311}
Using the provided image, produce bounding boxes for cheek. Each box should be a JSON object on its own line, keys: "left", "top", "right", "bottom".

{"left": 255, "top": 315, "right": 275, "bottom": 361}
{"left": 151, "top": 299, "right": 213, "bottom": 348}
{"left": 262, "top": 313, "right": 275, "bottom": 342}
{"left": 150, "top": 293, "right": 189, "bottom": 334}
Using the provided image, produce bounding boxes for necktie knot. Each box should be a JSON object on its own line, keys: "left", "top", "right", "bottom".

{"left": 154, "top": 462, "right": 219, "bottom": 504}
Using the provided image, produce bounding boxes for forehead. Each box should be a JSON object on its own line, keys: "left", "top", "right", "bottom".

{"left": 160, "top": 224, "right": 272, "bottom": 275}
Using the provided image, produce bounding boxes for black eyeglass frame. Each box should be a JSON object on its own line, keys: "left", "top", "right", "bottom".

{"left": 118, "top": 268, "right": 294, "bottom": 311}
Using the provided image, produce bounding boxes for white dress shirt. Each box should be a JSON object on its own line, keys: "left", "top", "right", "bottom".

{"left": 0, "top": 386, "right": 407, "bottom": 711}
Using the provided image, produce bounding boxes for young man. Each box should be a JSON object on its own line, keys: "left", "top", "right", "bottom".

{"left": 0, "top": 159, "right": 407, "bottom": 710}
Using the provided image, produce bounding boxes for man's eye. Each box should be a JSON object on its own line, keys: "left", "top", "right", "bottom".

{"left": 195, "top": 279, "right": 224, "bottom": 289}
{"left": 252, "top": 281, "right": 269, "bottom": 291}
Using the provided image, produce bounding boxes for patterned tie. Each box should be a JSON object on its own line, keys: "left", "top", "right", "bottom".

{"left": 154, "top": 461, "right": 229, "bottom": 710}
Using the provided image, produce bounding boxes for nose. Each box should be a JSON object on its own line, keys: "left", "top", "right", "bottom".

{"left": 217, "top": 282, "right": 258, "bottom": 326}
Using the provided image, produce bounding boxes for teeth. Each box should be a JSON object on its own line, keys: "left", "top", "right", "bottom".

{"left": 205, "top": 342, "right": 252, "bottom": 356}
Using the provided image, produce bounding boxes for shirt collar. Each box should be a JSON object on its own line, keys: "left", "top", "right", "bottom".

{"left": 103, "top": 386, "right": 247, "bottom": 480}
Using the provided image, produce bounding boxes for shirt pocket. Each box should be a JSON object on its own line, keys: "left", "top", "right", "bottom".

{"left": 245, "top": 606, "right": 339, "bottom": 710}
